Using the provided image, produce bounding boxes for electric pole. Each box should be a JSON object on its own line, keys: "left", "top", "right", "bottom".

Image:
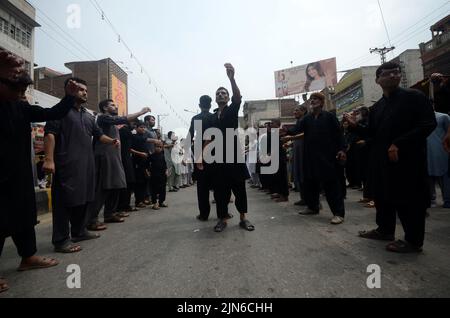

{"left": 370, "top": 47, "right": 395, "bottom": 64}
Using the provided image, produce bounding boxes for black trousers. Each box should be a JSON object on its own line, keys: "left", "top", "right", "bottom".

{"left": 145, "top": 178, "right": 152, "bottom": 200}
{"left": 117, "top": 184, "right": 135, "bottom": 211}
{"left": 375, "top": 200, "right": 427, "bottom": 247}
{"left": 134, "top": 181, "right": 147, "bottom": 205}
{"left": 0, "top": 227, "right": 37, "bottom": 258}
{"left": 304, "top": 175, "right": 345, "bottom": 217}
{"left": 215, "top": 178, "right": 248, "bottom": 220}
{"left": 86, "top": 188, "right": 121, "bottom": 226}
{"left": 274, "top": 161, "right": 289, "bottom": 197}
{"left": 151, "top": 176, "right": 167, "bottom": 204}
{"left": 52, "top": 183, "right": 89, "bottom": 247}
{"left": 196, "top": 169, "right": 211, "bottom": 219}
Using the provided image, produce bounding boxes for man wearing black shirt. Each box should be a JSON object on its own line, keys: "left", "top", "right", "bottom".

{"left": 188, "top": 95, "right": 214, "bottom": 221}
{"left": 346, "top": 62, "right": 437, "bottom": 253}
{"left": 206, "top": 64, "right": 254, "bottom": 233}
{"left": 284, "top": 92, "right": 347, "bottom": 225}
{"left": 149, "top": 143, "right": 168, "bottom": 210}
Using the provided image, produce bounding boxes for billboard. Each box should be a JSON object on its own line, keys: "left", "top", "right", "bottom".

{"left": 111, "top": 74, "right": 128, "bottom": 116}
{"left": 32, "top": 124, "right": 45, "bottom": 154}
{"left": 274, "top": 57, "right": 337, "bottom": 97}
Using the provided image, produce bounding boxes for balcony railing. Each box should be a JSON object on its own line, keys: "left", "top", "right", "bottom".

{"left": 421, "top": 32, "right": 450, "bottom": 53}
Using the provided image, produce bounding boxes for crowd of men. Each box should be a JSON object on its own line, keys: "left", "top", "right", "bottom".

{"left": 1, "top": 44, "right": 449, "bottom": 294}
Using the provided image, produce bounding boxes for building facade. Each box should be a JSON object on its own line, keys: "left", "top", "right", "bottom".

{"left": 0, "top": 0, "right": 39, "bottom": 77}
{"left": 243, "top": 98, "right": 298, "bottom": 128}
{"left": 332, "top": 66, "right": 383, "bottom": 116}
{"left": 34, "top": 58, "right": 129, "bottom": 115}
{"left": 390, "top": 49, "right": 424, "bottom": 88}
{"left": 420, "top": 15, "right": 450, "bottom": 78}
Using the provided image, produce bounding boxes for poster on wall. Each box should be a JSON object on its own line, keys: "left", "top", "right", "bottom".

{"left": 274, "top": 57, "right": 337, "bottom": 97}
{"left": 111, "top": 75, "right": 128, "bottom": 116}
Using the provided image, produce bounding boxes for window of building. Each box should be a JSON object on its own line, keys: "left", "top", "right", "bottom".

{"left": 1, "top": 14, "right": 32, "bottom": 48}
{"left": 0, "top": 17, "right": 9, "bottom": 35}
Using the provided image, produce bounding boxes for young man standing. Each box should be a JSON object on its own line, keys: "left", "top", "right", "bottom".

{"left": 284, "top": 92, "right": 347, "bottom": 225}
{"left": 85, "top": 100, "right": 151, "bottom": 230}
{"left": 207, "top": 64, "right": 255, "bottom": 233}
{"left": 44, "top": 79, "right": 121, "bottom": 253}
{"left": 188, "top": 95, "right": 214, "bottom": 221}
{"left": 346, "top": 62, "right": 437, "bottom": 253}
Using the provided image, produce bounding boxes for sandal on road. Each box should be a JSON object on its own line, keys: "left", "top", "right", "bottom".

{"left": 87, "top": 222, "right": 107, "bottom": 231}
{"left": 54, "top": 244, "right": 82, "bottom": 254}
{"left": 239, "top": 220, "right": 255, "bottom": 232}
{"left": 0, "top": 278, "right": 9, "bottom": 294}
{"left": 72, "top": 232, "right": 101, "bottom": 243}
{"left": 214, "top": 220, "right": 227, "bottom": 233}
{"left": 17, "top": 256, "right": 59, "bottom": 272}
{"left": 386, "top": 240, "right": 423, "bottom": 254}
{"left": 104, "top": 215, "right": 125, "bottom": 223}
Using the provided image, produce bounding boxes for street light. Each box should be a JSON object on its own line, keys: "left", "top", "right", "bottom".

{"left": 184, "top": 109, "right": 198, "bottom": 114}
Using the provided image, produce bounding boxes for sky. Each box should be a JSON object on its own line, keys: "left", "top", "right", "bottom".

{"left": 28, "top": 0, "right": 450, "bottom": 134}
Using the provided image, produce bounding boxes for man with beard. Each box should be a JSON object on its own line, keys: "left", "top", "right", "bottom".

{"left": 143, "top": 115, "right": 159, "bottom": 203}
{"left": 44, "top": 80, "right": 122, "bottom": 253}
{"left": 0, "top": 49, "right": 80, "bottom": 293}
{"left": 85, "top": 99, "right": 151, "bottom": 231}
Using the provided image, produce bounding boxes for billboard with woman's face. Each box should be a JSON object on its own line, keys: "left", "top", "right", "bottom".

{"left": 274, "top": 57, "right": 337, "bottom": 97}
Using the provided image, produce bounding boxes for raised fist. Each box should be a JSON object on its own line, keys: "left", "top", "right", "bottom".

{"left": 225, "top": 63, "right": 235, "bottom": 80}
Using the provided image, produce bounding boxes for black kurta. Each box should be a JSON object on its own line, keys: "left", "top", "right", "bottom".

{"left": 93, "top": 114, "right": 128, "bottom": 190}
{"left": 357, "top": 88, "right": 437, "bottom": 206}
{"left": 0, "top": 96, "right": 76, "bottom": 237}
{"left": 45, "top": 107, "right": 104, "bottom": 208}
{"left": 119, "top": 125, "right": 136, "bottom": 184}
{"left": 288, "top": 111, "right": 345, "bottom": 182}
{"left": 208, "top": 96, "right": 250, "bottom": 181}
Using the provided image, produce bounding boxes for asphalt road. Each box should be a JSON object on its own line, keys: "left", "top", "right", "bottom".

{"left": 1, "top": 186, "right": 450, "bottom": 298}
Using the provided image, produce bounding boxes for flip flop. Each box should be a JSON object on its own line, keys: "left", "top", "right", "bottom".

{"left": 386, "top": 240, "right": 423, "bottom": 254}
{"left": 17, "top": 257, "right": 59, "bottom": 272}
{"left": 0, "top": 278, "right": 9, "bottom": 294}
{"left": 87, "top": 223, "right": 107, "bottom": 231}
{"left": 239, "top": 220, "right": 255, "bottom": 232}
{"left": 214, "top": 221, "right": 227, "bottom": 233}
{"left": 72, "top": 233, "right": 101, "bottom": 243}
{"left": 54, "top": 244, "right": 82, "bottom": 254}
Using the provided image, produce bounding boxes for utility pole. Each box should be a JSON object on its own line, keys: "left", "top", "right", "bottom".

{"left": 370, "top": 47, "right": 395, "bottom": 64}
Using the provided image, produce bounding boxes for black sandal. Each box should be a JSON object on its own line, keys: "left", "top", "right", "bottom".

{"left": 359, "top": 229, "right": 394, "bottom": 241}
{"left": 239, "top": 220, "right": 255, "bottom": 232}
{"left": 214, "top": 221, "right": 227, "bottom": 233}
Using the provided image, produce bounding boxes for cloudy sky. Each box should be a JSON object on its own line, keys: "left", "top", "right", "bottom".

{"left": 29, "top": 0, "right": 449, "bottom": 133}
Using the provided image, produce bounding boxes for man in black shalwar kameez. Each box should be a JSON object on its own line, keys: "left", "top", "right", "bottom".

{"left": 346, "top": 62, "right": 437, "bottom": 253}
{"left": 44, "top": 79, "right": 120, "bottom": 253}
{"left": 206, "top": 64, "right": 255, "bottom": 233}
{"left": 284, "top": 92, "right": 347, "bottom": 225}
{"left": 0, "top": 50, "right": 81, "bottom": 293}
